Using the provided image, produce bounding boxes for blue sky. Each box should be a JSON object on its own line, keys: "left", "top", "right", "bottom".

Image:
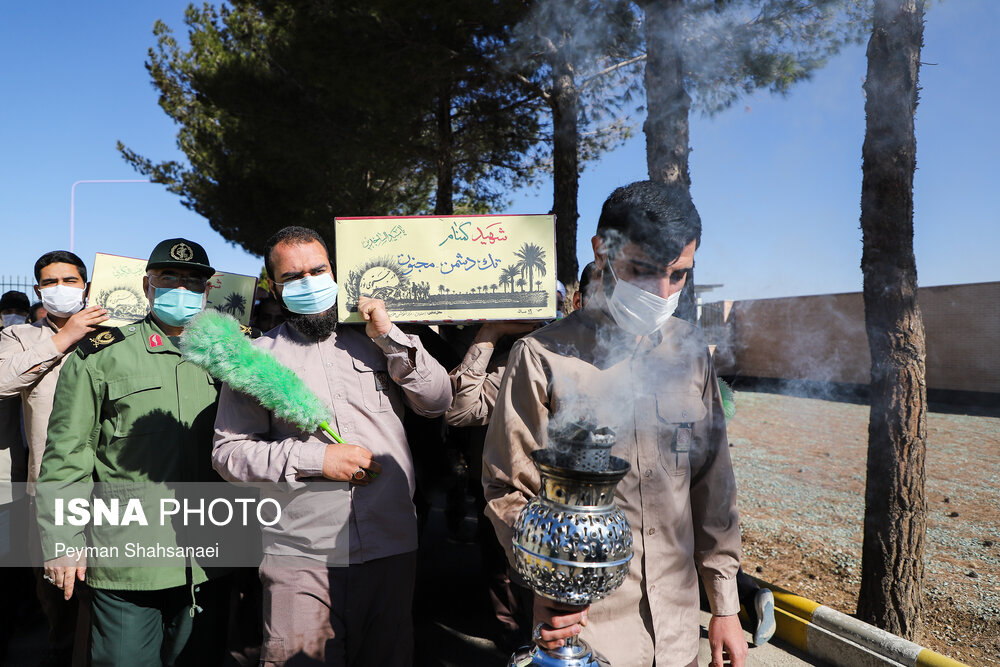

{"left": 1, "top": 1, "right": 996, "bottom": 304}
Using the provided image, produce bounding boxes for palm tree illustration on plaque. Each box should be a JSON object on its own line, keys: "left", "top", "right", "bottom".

{"left": 219, "top": 292, "right": 247, "bottom": 316}
{"left": 513, "top": 242, "right": 546, "bottom": 292}
{"left": 499, "top": 266, "right": 518, "bottom": 293}
{"left": 342, "top": 243, "right": 550, "bottom": 312}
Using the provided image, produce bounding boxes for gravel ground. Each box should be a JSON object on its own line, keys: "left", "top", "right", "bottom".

{"left": 726, "top": 390, "right": 1000, "bottom": 666}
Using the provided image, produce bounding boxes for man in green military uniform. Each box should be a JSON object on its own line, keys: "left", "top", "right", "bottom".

{"left": 36, "top": 238, "right": 230, "bottom": 667}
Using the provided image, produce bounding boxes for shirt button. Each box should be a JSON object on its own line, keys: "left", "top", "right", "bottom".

{"left": 336, "top": 393, "right": 343, "bottom": 399}
{"left": 648, "top": 528, "right": 655, "bottom": 535}
{"left": 326, "top": 362, "right": 333, "bottom": 367}
{"left": 649, "top": 584, "right": 656, "bottom": 592}
{"left": 644, "top": 469, "right": 653, "bottom": 478}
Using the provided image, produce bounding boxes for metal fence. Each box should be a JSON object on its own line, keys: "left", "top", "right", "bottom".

{"left": 0, "top": 276, "right": 35, "bottom": 304}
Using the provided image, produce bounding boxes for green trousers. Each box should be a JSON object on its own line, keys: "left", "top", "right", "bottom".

{"left": 90, "top": 574, "right": 231, "bottom": 667}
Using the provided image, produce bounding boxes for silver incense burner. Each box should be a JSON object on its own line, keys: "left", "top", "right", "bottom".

{"left": 508, "top": 422, "right": 632, "bottom": 667}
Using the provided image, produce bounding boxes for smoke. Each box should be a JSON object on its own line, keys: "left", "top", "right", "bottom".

{"left": 505, "top": 0, "right": 868, "bottom": 116}
{"left": 724, "top": 291, "right": 872, "bottom": 403}
{"left": 545, "top": 419, "right": 616, "bottom": 471}
{"left": 537, "top": 262, "right": 722, "bottom": 476}
{"left": 594, "top": 228, "right": 625, "bottom": 264}
{"left": 663, "top": 1, "right": 870, "bottom": 115}
{"left": 502, "top": 0, "right": 645, "bottom": 156}
{"left": 506, "top": 0, "right": 641, "bottom": 73}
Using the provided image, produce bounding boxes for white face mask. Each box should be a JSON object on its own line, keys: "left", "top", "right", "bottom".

{"left": 1, "top": 313, "right": 27, "bottom": 328}
{"left": 39, "top": 284, "right": 86, "bottom": 318}
{"left": 605, "top": 261, "right": 680, "bottom": 337}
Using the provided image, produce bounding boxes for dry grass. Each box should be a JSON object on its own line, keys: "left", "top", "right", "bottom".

{"left": 726, "top": 390, "right": 1000, "bottom": 666}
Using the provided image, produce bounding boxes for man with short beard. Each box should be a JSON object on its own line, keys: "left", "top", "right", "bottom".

{"left": 212, "top": 225, "right": 452, "bottom": 666}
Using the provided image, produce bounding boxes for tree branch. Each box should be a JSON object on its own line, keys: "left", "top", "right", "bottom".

{"left": 580, "top": 54, "right": 647, "bottom": 89}
{"left": 514, "top": 72, "right": 551, "bottom": 102}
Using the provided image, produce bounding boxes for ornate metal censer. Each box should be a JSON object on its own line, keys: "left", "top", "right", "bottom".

{"left": 508, "top": 421, "right": 633, "bottom": 667}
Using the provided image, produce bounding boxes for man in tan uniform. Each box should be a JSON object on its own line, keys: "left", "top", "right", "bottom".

{"left": 0, "top": 250, "right": 108, "bottom": 665}
{"left": 483, "top": 181, "right": 748, "bottom": 667}
{"left": 213, "top": 226, "right": 452, "bottom": 666}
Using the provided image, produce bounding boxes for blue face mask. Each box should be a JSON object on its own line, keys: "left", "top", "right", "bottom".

{"left": 279, "top": 273, "right": 338, "bottom": 315}
{"left": 151, "top": 287, "right": 205, "bottom": 327}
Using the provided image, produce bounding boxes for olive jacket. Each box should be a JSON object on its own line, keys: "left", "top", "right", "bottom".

{"left": 36, "top": 316, "right": 223, "bottom": 591}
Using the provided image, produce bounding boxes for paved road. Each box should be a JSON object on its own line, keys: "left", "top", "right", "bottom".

{"left": 695, "top": 611, "right": 823, "bottom": 666}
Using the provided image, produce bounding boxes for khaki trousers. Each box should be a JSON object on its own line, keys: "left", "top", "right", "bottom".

{"left": 259, "top": 551, "right": 416, "bottom": 667}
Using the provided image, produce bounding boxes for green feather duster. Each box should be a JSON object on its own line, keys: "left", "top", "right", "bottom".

{"left": 718, "top": 378, "right": 736, "bottom": 422}
{"left": 179, "top": 310, "right": 344, "bottom": 444}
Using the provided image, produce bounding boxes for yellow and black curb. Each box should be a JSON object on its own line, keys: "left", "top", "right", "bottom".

{"left": 754, "top": 578, "right": 968, "bottom": 667}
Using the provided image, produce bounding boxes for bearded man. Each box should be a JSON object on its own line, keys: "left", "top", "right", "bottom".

{"left": 212, "top": 226, "right": 452, "bottom": 666}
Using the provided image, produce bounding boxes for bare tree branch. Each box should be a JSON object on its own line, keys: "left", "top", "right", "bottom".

{"left": 515, "top": 72, "right": 552, "bottom": 101}
{"left": 580, "top": 53, "right": 647, "bottom": 89}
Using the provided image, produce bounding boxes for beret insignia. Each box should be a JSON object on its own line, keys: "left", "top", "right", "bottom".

{"left": 170, "top": 242, "right": 194, "bottom": 262}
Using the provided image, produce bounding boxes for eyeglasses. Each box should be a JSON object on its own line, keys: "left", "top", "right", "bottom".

{"left": 148, "top": 273, "right": 209, "bottom": 293}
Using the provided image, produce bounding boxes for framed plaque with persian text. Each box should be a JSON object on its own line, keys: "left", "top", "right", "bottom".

{"left": 335, "top": 214, "right": 557, "bottom": 323}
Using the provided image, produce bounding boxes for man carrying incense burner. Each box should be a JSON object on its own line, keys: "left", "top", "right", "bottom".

{"left": 212, "top": 225, "right": 452, "bottom": 666}
{"left": 35, "top": 238, "right": 231, "bottom": 666}
{"left": 482, "top": 181, "right": 748, "bottom": 667}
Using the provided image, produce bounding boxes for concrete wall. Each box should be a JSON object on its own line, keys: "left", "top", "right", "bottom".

{"left": 703, "top": 281, "right": 1000, "bottom": 395}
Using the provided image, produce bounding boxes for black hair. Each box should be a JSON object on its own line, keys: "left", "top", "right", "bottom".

{"left": 596, "top": 181, "right": 701, "bottom": 266}
{"left": 29, "top": 302, "right": 45, "bottom": 323}
{"left": 578, "top": 261, "right": 597, "bottom": 296}
{"left": 263, "top": 226, "right": 330, "bottom": 280}
{"left": 34, "top": 251, "right": 88, "bottom": 283}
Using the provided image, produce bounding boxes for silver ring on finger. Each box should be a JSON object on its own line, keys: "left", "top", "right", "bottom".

{"left": 43, "top": 574, "right": 55, "bottom": 584}
{"left": 353, "top": 467, "right": 367, "bottom": 481}
{"left": 532, "top": 622, "right": 545, "bottom": 643}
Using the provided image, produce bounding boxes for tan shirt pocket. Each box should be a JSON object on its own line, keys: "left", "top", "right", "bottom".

{"left": 351, "top": 354, "right": 391, "bottom": 413}
{"left": 655, "top": 392, "right": 706, "bottom": 476}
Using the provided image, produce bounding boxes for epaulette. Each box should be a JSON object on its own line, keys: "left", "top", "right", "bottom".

{"left": 241, "top": 324, "right": 261, "bottom": 339}
{"left": 77, "top": 328, "right": 126, "bottom": 357}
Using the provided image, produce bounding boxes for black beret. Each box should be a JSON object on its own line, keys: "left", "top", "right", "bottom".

{"left": 146, "top": 238, "right": 215, "bottom": 277}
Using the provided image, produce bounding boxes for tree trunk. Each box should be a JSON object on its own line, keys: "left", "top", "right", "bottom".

{"left": 551, "top": 52, "right": 580, "bottom": 287}
{"left": 642, "top": 0, "right": 690, "bottom": 190}
{"left": 642, "top": 0, "right": 697, "bottom": 322}
{"left": 434, "top": 84, "right": 454, "bottom": 215}
{"left": 857, "top": 0, "right": 927, "bottom": 640}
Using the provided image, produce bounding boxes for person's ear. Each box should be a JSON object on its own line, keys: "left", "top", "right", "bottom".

{"left": 591, "top": 235, "right": 606, "bottom": 270}
{"left": 33, "top": 285, "right": 41, "bottom": 298}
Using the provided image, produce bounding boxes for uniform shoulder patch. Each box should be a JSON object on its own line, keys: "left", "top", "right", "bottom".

{"left": 241, "top": 325, "right": 261, "bottom": 339}
{"left": 77, "top": 328, "right": 126, "bottom": 357}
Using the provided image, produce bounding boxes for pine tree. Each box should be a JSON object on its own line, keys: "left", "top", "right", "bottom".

{"left": 857, "top": 0, "right": 927, "bottom": 639}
